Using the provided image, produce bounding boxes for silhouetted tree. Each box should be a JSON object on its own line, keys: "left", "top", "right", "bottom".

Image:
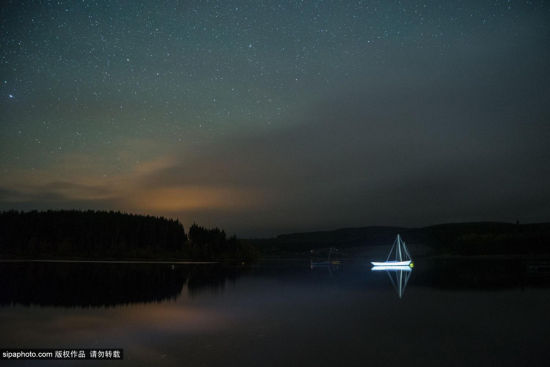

{"left": 0, "top": 210, "right": 258, "bottom": 261}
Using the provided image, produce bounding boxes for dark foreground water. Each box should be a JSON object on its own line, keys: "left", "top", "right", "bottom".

{"left": 1, "top": 258, "right": 549, "bottom": 366}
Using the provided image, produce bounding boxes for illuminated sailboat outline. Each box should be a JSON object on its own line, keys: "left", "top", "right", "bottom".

{"left": 370, "top": 234, "right": 413, "bottom": 267}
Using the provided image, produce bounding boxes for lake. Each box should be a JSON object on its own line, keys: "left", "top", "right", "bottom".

{"left": 1, "top": 258, "right": 549, "bottom": 366}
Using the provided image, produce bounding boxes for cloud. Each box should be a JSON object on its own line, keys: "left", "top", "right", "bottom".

{"left": 1, "top": 65, "right": 549, "bottom": 236}
{"left": 130, "top": 186, "right": 260, "bottom": 212}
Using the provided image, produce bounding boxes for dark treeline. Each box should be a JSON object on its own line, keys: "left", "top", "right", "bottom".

{"left": 0, "top": 210, "right": 258, "bottom": 261}
{"left": 187, "top": 223, "right": 258, "bottom": 261}
{"left": 426, "top": 222, "right": 550, "bottom": 255}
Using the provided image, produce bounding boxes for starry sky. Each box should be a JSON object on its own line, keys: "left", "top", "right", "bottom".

{"left": 1, "top": 0, "right": 549, "bottom": 236}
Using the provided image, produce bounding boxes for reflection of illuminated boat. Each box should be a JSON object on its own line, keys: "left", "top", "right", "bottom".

{"left": 372, "top": 265, "right": 412, "bottom": 298}
{"left": 370, "top": 234, "right": 413, "bottom": 267}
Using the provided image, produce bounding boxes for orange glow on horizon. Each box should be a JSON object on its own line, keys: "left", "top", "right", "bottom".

{"left": 130, "top": 186, "right": 257, "bottom": 212}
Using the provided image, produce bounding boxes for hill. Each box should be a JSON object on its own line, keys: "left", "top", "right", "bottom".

{"left": 251, "top": 222, "right": 550, "bottom": 257}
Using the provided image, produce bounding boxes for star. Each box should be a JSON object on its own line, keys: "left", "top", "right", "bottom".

{"left": 0, "top": 0, "right": 547, "bottom": 236}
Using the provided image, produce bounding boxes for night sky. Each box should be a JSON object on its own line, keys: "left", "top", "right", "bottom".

{"left": 1, "top": 0, "right": 549, "bottom": 236}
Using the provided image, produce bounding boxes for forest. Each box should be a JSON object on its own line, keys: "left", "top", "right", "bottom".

{"left": 0, "top": 210, "right": 258, "bottom": 261}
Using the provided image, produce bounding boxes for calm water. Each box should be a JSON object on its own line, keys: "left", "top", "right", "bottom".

{"left": 1, "top": 258, "right": 549, "bottom": 366}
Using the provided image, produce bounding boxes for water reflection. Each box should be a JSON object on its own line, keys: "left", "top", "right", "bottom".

{"left": 2, "top": 258, "right": 549, "bottom": 309}
{"left": 1, "top": 258, "right": 550, "bottom": 367}
{"left": 414, "top": 258, "right": 550, "bottom": 290}
{"left": 309, "top": 260, "right": 343, "bottom": 277}
{"left": 309, "top": 247, "right": 343, "bottom": 275}
{"left": 372, "top": 266, "right": 413, "bottom": 298}
{"left": 0, "top": 261, "right": 247, "bottom": 308}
